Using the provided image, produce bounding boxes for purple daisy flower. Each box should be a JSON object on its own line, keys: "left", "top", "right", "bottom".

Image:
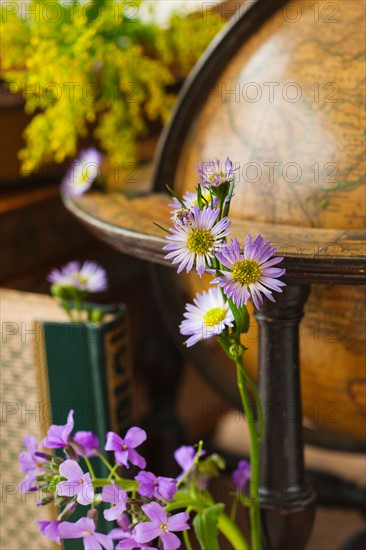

{"left": 170, "top": 191, "right": 219, "bottom": 226}
{"left": 135, "top": 471, "right": 177, "bottom": 501}
{"left": 56, "top": 459, "right": 94, "bottom": 505}
{"left": 135, "top": 502, "right": 189, "bottom": 550}
{"left": 102, "top": 484, "right": 128, "bottom": 521}
{"left": 48, "top": 261, "right": 107, "bottom": 293}
{"left": 213, "top": 235, "right": 286, "bottom": 309}
{"left": 197, "top": 157, "right": 234, "bottom": 187}
{"left": 42, "top": 409, "right": 74, "bottom": 449}
{"left": 174, "top": 445, "right": 205, "bottom": 482}
{"left": 36, "top": 520, "right": 61, "bottom": 544}
{"left": 62, "top": 148, "right": 102, "bottom": 198}
{"left": 48, "top": 261, "right": 79, "bottom": 287}
{"left": 59, "top": 517, "right": 113, "bottom": 550}
{"left": 179, "top": 287, "right": 234, "bottom": 347}
{"left": 74, "top": 260, "right": 108, "bottom": 292}
{"left": 105, "top": 427, "right": 147, "bottom": 469}
{"left": 232, "top": 460, "right": 251, "bottom": 492}
{"left": 18, "top": 435, "right": 47, "bottom": 492}
{"left": 74, "top": 431, "right": 100, "bottom": 457}
{"left": 163, "top": 205, "right": 231, "bottom": 277}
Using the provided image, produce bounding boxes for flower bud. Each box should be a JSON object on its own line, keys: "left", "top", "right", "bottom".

{"left": 58, "top": 501, "right": 77, "bottom": 522}
{"left": 229, "top": 343, "right": 245, "bottom": 358}
{"left": 36, "top": 494, "right": 55, "bottom": 506}
{"left": 64, "top": 444, "right": 79, "bottom": 462}
{"left": 87, "top": 509, "right": 98, "bottom": 525}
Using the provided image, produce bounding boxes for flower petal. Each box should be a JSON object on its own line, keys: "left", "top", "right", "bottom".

{"left": 134, "top": 522, "right": 161, "bottom": 544}
{"left": 83, "top": 535, "right": 102, "bottom": 550}
{"left": 94, "top": 532, "right": 114, "bottom": 550}
{"left": 105, "top": 431, "right": 123, "bottom": 452}
{"left": 124, "top": 427, "right": 147, "bottom": 448}
{"left": 59, "top": 459, "right": 84, "bottom": 482}
{"left": 56, "top": 481, "right": 81, "bottom": 498}
{"left": 141, "top": 502, "right": 167, "bottom": 524}
{"left": 160, "top": 531, "right": 181, "bottom": 550}
{"left": 167, "top": 512, "right": 190, "bottom": 532}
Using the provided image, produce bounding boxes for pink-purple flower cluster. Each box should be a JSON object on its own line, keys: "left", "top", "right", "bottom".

{"left": 18, "top": 411, "right": 222, "bottom": 550}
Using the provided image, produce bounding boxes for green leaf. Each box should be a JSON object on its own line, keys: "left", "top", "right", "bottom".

{"left": 228, "top": 298, "right": 250, "bottom": 335}
{"left": 196, "top": 184, "right": 203, "bottom": 209}
{"left": 166, "top": 184, "right": 186, "bottom": 207}
{"left": 193, "top": 503, "right": 225, "bottom": 550}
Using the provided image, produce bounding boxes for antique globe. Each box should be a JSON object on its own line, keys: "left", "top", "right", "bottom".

{"left": 153, "top": 0, "right": 365, "bottom": 443}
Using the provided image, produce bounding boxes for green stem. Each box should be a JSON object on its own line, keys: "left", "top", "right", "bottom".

{"left": 177, "top": 440, "right": 203, "bottom": 488}
{"left": 236, "top": 359, "right": 262, "bottom": 550}
{"left": 230, "top": 495, "right": 239, "bottom": 521}
{"left": 84, "top": 456, "right": 95, "bottom": 480}
{"left": 240, "top": 367, "right": 264, "bottom": 441}
{"left": 107, "top": 463, "right": 119, "bottom": 482}
{"left": 75, "top": 298, "right": 82, "bottom": 322}
{"left": 60, "top": 298, "right": 74, "bottom": 322}
{"left": 93, "top": 478, "right": 138, "bottom": 492}
{"left": 96, "top": 452, "right": 115, "bottom": 475}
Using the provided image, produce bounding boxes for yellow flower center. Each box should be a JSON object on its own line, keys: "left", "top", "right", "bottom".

{"left": 85, "top": 530, "right": 92, "bottom": 536}
{"left": 75, "top": 274, "right": 88, "bottom": 284}
{"left": 191, "top": 192, "right": 211, "bottom": 206}
{"left": 203, "top": 307, "right": 227, "bottom": 327}
{"left": 186, "top": 229, "right": 213, "bottom": 254}
{"left": 232, "top": 259, "right": 262, "bottom": 285}
{"left": 160, "top": 523, "right": 168, "bottom": 532}
{"left": 81, "top": 169, "right": 90, "bottom": 183}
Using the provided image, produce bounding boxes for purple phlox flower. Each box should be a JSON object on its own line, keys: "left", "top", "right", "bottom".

{"left": 179, "top": 286, "right": 234, "bottom": 347}
{"left": 212, "top": 235, "right": 286, "bottom": 309}
{"left": 74, "top": 431, "right": 100, "bottom": 457}
{"left": 62, "top": 147, "right": 102, "bottom": 198}
{"left": 105, "top": 427, "right": 147, "bottom": 469}
{"left": 36, "top": 520, "right": 61, "bottom": 544}
{"left": 102, "top": 483, "right": 128, "bottom": 521}
{"left": 42, "top": 409, "right": 74, "bottom": 449}
{"left": 197, "top": 157, "right": 234, "bottom": 187}
{"left": 163, "top": 205, "right": 231, "bottom": 277}
{"left": 18, "top": 434, "right": 47, "bottom": 492}
{"left": 135, "top": 502, "right": 189, "bottom": 550}
{"left": 232, "top": 460, "right": 251, "bottom": 492}
{"left": 59, "top": 517, "right": 113, "bottom": 550}
{"left": 56, "top": 459, "right": 94, "bottom": 505}
{"left": 109, "top": 514, "right": 131, "bottom": 540}
{"left": 174, "top": 445, "right": 206, "bottom": 482}
{"left": 135, "top": 471, "right": 177, "bottom": 501}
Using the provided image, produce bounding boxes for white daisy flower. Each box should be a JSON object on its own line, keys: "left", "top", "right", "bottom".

{"left": 180, "top": 287, "right": 234, "bottom": 347}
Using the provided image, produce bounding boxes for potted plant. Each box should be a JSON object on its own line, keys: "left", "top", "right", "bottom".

{"left": 0, "top": 0, "right": 224, "bottom": 181}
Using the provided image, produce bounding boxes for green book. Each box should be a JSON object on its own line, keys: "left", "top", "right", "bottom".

{"left": 36, "top": 305, "right": 133, "bottom": 550}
